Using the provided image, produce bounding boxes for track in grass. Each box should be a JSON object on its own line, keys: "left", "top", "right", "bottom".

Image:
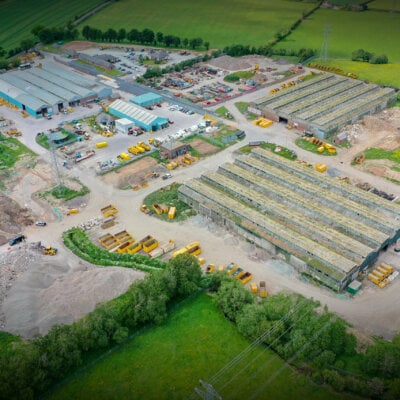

{"left": 48, "top": 293, "right": 357, "bottom": 400}
{"left": 0, "top": 0, "right": 103, "bottom": 51}
{"left": 79, "top": 0, "right": 316, "bottom": 49}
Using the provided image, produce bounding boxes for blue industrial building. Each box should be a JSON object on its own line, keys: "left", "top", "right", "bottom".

{"left": 0, "top": 62, "right": 112, "bottom": 118}
{"left": 130, "top": 92, "right": 162, "bottom": 108}
{"left": 109, "top": 99, "right": 168, "bottom": 131}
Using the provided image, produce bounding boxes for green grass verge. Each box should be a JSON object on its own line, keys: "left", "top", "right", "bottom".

{"left": 0, "top": 0, "right": 103, "bottom": 51}
{"left": 275, "top": 8, "right": 400, "bottom": 63}
{"left": 51, "top": 184, "right": 89, "bottom": 200}
{"left": 143, "top": 183, "right": 196, "bottom": 222}
{"left": 80, "top": 0, "right": 315, "bottom": 49}
{"left": 63, "top": 228, "right": 167, "bottom": 271}
{"left": 239, "top": 142, "right": 297, "bottom": 160}
{"left": 364, "top": 147, "right": 400, "bottom": 164}
{"left": 234, "top": 102, "right": 258, "bottom": 120}
{"left": 295, "top": 137, "right": 337, "bottom": 156}
{"left": 48, "top": 293, "right": 356, "bottom": 400}
{"left": 214, "top": 106, "right": 235, "bottom": 121}
{"left": 0, "top": 135, "right": 36, "bottom": 169}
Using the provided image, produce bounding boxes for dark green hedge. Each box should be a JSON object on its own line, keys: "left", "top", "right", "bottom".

{"left": 63, "top": 228, "right": 167, "bottom": 272}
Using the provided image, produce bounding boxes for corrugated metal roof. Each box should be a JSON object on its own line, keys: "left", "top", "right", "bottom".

{"left": 1, "top": 73, "right": 60, "bottom": 105}
{"left": 109, "top": 99, "right": 166, "bottom": 126}
{"left": 12, "top": 71, "right": 80, "bottom": 103}
{"left": 131, "top": 92, "right": 162, "bottom": 105}
{"left": 42, "top": 63, "right": 98, "bottom": 88}
{"left": 16, "top": 93, "right": 46, "bottom": 111}
{"left": 29, "top": 68, "right": 94, "bottom": 98}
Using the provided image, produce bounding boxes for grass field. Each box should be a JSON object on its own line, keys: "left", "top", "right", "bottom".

{"left": 48, "top": 293, "right": 356, "bottom": 400}
{"left": 275, "top": 8, "right": 400, "bottom": 62}
{"left": 0, "top": 0, "right": 103, "bottom": 51}
{"left": 80, "top": 0, "right": 316, "bottom": 49}
{"left": 369, "top": 0, "right": 400, "bottom": 11}
{"left": 309, "top": 58, "right": 400, "bottom": 88}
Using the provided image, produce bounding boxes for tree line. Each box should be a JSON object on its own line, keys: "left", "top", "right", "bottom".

{"left": 0, "top": 253, "right": 202, "bottom": 400}
{"left": 81, "top": 25, "right": 209, "bottom": 50}
{"left": 207, "top": 272, "right": 400, "bottom": 400}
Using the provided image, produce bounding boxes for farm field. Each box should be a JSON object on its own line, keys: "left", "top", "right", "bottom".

{"left": 275, "top": 8, "right": 400, "bottom": 63}
{"left": 0, "top": 0, "right": 103, "bottom": 51}
{"left": 310, "top": 58, "right": 400, "bottom": 88}
{"left": 369, "top": 0, "right": 400, "bottom": 11}
{"left": 80, "top": 0, "right": 316, "bottom": 49}
{"left": 48, "top": 293, "right": 356, "bottom": 400}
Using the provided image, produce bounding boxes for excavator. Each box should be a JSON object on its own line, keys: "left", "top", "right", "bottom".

{"left": 41, "top": 245, "right": 58, "bottom": 256}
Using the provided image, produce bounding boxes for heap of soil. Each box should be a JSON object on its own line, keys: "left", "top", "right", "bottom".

{"left": 0, "top": 194, "right": 34, "bottom": 244}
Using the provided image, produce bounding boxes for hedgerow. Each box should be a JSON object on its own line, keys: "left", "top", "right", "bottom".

{"left": 63, "top": 228, "right": 167, "bottom": 272}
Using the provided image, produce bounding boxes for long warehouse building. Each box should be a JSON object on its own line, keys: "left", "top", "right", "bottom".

{"left": 178, "top": 148, "right": 400, "bottom": 291}
{"left": 249, "top": 73, "right": 397, "bottom": 138}
{"left": 0, "top": 62, "right": 112, "bottom": 118}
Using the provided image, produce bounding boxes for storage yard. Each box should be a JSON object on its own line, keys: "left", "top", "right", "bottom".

{"left": 179, "top": 148, "right": 400, "bottom": 291}
{"left": 250, "top": 73, "right": 397, "bottom": 137}
{"left": 0, "top": 47, "right": 400, "bottom": 340}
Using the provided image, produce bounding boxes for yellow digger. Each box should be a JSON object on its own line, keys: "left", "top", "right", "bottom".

{"left": 41, "top": 245, "right": 58, "bottom": 256}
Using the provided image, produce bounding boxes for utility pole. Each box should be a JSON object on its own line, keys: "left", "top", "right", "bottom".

{"left": 49, "top": 133, "right": 63, "bottom": 191}
{"left": 194, "top": 380, "right": 222, "bottom": 400}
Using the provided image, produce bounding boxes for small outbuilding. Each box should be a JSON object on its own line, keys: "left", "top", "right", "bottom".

{"left": 160, "top": 140, "right": 190, "bottom": 159}
{"left": 130, "top": 93, "right": 162, "bottom": 108}
{"left": 115, "top": 118, "right": 135, "bottom": 134}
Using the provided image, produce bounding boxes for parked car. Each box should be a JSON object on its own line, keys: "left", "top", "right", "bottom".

{"left": 162, "top": 173, "right": 172, "bottom": 180}
{"left": 9, "top": 234, "right": 25, "bottom": 246}
{"left": 35, "top": 221, "right": 47, "bottom": 226}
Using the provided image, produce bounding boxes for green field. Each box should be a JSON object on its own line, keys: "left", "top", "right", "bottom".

{"left": 275, "top": 8, "right": 400, "bottom": 62}
{"left": 80, "top": 0, "right": 316, "bottom": 49}
{"left": 48, "top": 293, "right": 355, "bottom": 400}
{"left": 0, "top": 0, "right": 103, "bottom": 50}
{"left": 369, "top": 0, "right": 400, "bottom": 11}
{"left": 310, "top": 58, "right": 400, "bottom": 88}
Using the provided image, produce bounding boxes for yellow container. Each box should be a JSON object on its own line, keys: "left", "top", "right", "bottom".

{"left": 168, "top": 207, "right": 176, "bottom": 219}
{"left": 119, "top": 152, "right": 131, "bottom": 161}
{"left": 315, "top": 163, "right": 327, "bottom": 173}
{"left": 143, "top": 238, "right": 158, "bottom": 253}
{"left": 250, "top": 282, "right": 258, "bottom": 294}
{"left": 96, "top": 141, "right": 108, "bottom": 148}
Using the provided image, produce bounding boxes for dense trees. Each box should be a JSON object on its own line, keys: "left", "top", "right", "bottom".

{"left": 0, "top": 254, "right": 201, "bottom": 399}
{"left": 352, "top": 48, "right": 388, "bottom": 64}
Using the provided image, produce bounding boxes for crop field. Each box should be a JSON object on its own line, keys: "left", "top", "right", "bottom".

{"left": 310, "top": 58, "right": 400, "bottom": 88}
{"left": 369, "top": 0, "right": 400, "bottom": 11}
{"left": 0, "top": 0, "right": 103, "bottom": 51}
{"left": 48, "top": 293, "right": 356, "bottom": 400}
{"left": 275, "top": 8, "right": 400, "bottom": 63}
{"left": 80, "top": 0, "right": 316, "bottom": 49}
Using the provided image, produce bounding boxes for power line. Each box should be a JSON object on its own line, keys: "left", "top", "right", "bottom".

{"left": 248, "top": 317, "right": 336, "bottom": 400}
{"left": 217, "top": 305, "right": 314, "bottom": 394}
{"left": 189, "top": 298, "right": 309, "bottom": 400}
